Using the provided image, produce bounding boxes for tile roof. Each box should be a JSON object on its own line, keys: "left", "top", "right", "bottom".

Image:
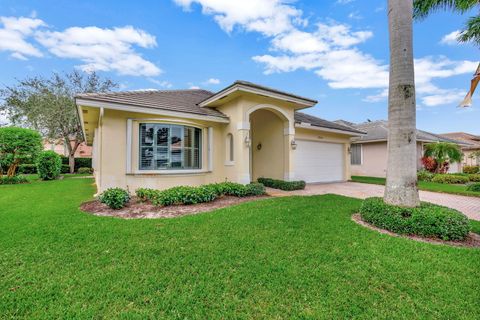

{"left": 294, "top": 112, "right": 365, "bottom": 134}
{"left": 440, "top": 132, "right": 480, "bottom": 150}
{"left": 76, "top": 89, "right": 227, "bottom": 118}
{"left": 339, "top": 120, "right": 469, "bottom": 145}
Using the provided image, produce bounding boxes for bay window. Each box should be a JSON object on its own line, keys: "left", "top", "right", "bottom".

{"left": 139, "top": 123, "right": 202, "bottom": 170}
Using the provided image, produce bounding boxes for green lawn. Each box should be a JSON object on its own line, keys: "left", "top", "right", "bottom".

{"left": 1, "top": 178, "right": 479, "bottom": 319}
{"left": 351, "top": 175, "right": 480, "bottom": 198}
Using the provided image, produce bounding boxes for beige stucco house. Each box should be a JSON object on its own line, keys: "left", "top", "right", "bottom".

{"left": 76, "top": 81, "right": 364, "bottom": 193}
{"left": 440, "top": 132, "right": 480, "bottom": 167}
{"left": 335, "top": 120, "right": 466, "bottom": 177}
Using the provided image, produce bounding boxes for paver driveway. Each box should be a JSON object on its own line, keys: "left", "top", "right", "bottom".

{"left": 267, "top": 182, "right": 480, "bottom": 221}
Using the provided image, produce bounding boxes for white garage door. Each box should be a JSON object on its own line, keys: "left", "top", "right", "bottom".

{"left": 294, "top": 140, "right": 344, "bottom": 183}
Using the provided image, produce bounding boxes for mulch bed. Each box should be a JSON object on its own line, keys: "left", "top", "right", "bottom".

{"left": 352, "top": 213, "right": 480, "bottom": 248}
{"left": 80, "top": 195, "right": 269, "bottom": 219}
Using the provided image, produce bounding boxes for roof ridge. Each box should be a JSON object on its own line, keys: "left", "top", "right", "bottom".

{"left": 77, "top": 88, "right": 214, "bottom": 98}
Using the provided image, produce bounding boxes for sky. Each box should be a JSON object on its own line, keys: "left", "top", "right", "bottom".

{"left": 0, "top": 0, "right": 478, "bottom": 134}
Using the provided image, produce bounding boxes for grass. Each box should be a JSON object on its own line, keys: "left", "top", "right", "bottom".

{"left": 351, "top": 175, "right": 480, "bottom": 198}
{"left": 1, "top": 178, "right": 479, "bottom": 319}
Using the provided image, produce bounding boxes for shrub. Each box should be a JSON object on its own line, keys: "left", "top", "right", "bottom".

{"left": 466, "top": 183, "right": 480, "bottom": 192}
{"left": 463, "top": 165, "right": 480, "bottom": 174}
{"left": 36, "top": 151, "right": 62, "bottom": 180}
{"left": 61, "top": 164, "right": 70, "bottom": 174}
{"left": 257, "top": 177, "right": 306, "bottom": 191}
{"left": 0, "top": 175, "right": 28, "bottom": 185}
{"left": 75, "top": 158, "right": 92, "bottom": 171}
{"left": 245, "top": 182, "right": 266, "bottom": 196}
{"left": 360, "top": 197, "right": 470, "bottom": 241}
{"left": 18, "top": 164, "right": 37, "bottom": 174}
{"left": 77, "top": 167, "right": 93, "bottom": 174}
{"left": 153, "top": 186, "right": 217, "bottom": 206}
{"left": 135, "top": 188, "right": 158, "bottom": 202}
{"left": 431, "top": 174, "right": 469, "bottom": 184}
{"left": 99, "top": 188, "right": 130, "bottom": 209}
{"left": 417, "top": 169, "right": 434, "bottom": 182}
{"left": 420, "top": 156, "right": 437, "bottom": 173}
{"left": 468, "top": 174, "right": 480, "bottom": 182}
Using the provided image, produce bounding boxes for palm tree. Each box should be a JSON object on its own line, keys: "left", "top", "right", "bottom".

{"left": 384, "top": 0, "right": 420, "bottom": 207}
{"left": 424, "top": 142, "right": 463, "bottom": 173}
{"left": 413, "top": 0, "right": 479, "bottom": 106}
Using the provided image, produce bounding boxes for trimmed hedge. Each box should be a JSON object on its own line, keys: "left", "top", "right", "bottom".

{"left": 37, "top": 151, "right": 62, "bottom": 180}
{"left": 75, "top": 158, "right": 92, "bottom": 171}
{"left": 257, "top": 177, "right": 306, "bottom": 191}
{"left": 463, "top": 165, "right": 480, "bottom": 174}
{"left": 417, "top": 170, "right": 434, "bottom": 182}
{"left": 468, "top": 174, "right": 480, "bottom": 182}
{"left": 61, "top": 164, "right": 70, "bottom": 174}
{"left": 431, "top": 174, "right": 469, "bottom": 184}
{"left": 99, "top": 188, "right": 130, "bottom": 209}
{"left": 18, "top": 164, "right": 37, "bottom": 174}
{"left": 135, "top": 182, "right": 266, "bottom": 207}
{"left": 77, "top": 167, "right": 93, "bottom": 174}
{"left": 359, "top": 197, "right": 470, "bottom": 241}
{"left": 466, "top": 183, "right": 480, "bottom": 192}
{"left": 0, "top": 175, "right": 28, "bottom": 185}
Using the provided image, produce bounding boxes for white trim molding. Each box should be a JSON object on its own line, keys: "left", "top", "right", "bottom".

{"left": 295, "top": 123, "right": 363, "bottom": 137}
{"left": 126, "top": 119, "right": 133, "bottom": 174}
{"left": 208, "top": 127, "right": 213, "bottom": 171}
{"left": 237, "top": 121, "right": 251, "bottom": 130}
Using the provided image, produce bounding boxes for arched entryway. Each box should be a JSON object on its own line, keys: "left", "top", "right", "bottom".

{"left": 248, "top": 107, "right": 290, "bottom": 181}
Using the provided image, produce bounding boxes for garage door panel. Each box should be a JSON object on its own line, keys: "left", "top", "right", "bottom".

{"left": 294, "top": 140, "right": 344, "bottom": 183}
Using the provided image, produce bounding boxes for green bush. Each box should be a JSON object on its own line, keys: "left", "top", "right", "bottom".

{"left": 36, "top": 151, "right": 62, "bottom": 180}
{"left": 77, "top": 167, "right": 93, "bottom": 174}
{"left": 18, "top": 164, "right": 37, "bottom": 174}
{"left": 0, "top": 127, "right": 42, "bottom": 177}
{"left": 135, "top": 188, "right": 158, "bottom": 202}
{"left": 61, "top": 165, "right": 70, "bottom": 174}
{"left": 463, "top": 165, "right": 479, "bottom": 174}
{"left": 257, "top": 177, "right": 306, "bottom": 191}
{"left": 99, "top": 188, "right": 130, "bottom": 209}
{"left": 75, "top": 158, "right": 92, "bottom": 171}
{"left": 467, "top": 174, "right": 480, "bottom": 182}
{"left": 466, "top": 183, "right": 480, "bottom": 192}
{"left": 360, "top": 197, "right": 470, "bottom": 241}
{"left": 153, "top": 186, "right": 217, "bottom": 206}
{"left": 417, "top": 169, "right": 434, "bottom": 182}
{"left": 0, "top": 175, "right": 28, "bottom": 185}
{"left": 431, "top": 174, "right": 469, "bottom": 184}
{"left": 245, "top": 182, "right": 266, "bottom": 196}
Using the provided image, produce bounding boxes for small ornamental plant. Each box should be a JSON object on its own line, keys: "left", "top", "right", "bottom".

{"left": 99, "top": 188, "right": 130, "bottom": 209}
{"left": 37, "top": 151, "right": 62, "bottom": 180}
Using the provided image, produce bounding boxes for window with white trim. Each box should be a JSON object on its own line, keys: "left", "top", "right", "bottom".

{"left": 139, "top": 123, "right": 202, "bottom": 170}
{"left": 351, "top": 144, "right": 362, "bottom": 165}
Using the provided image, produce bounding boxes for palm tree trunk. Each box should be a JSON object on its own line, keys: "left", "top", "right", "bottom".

{"left": 384, "top": 0, "right": 420, "bottom": 207}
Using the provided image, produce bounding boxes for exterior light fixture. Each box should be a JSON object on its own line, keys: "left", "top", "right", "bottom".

{"left": 291, "top": 139, "right": 297, "bottom": 150}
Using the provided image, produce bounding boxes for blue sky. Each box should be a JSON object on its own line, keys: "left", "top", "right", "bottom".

{"left": 0, "top": 0, "right": 478, "bottom": 133}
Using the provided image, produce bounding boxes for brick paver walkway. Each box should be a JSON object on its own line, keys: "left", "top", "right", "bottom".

{"left": 267, "top": 182, "right": 480, "bottom": 221}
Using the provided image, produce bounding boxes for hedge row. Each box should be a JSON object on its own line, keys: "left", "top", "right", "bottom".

{"left": 359, "top": 197, "right": 470, "bottom": 241}
{"left": 0, "top": 175, "right": 28, "bottom": 185}
{"left": 417, "top": 170, "right": 480, "bottom": 185}
{"left": 135, "top": 182, "right": 266, "bottom": 207}
{"left": 257, "top": 177, "right": 306, "bottom": 191}
{"left": 60, "top": 156, "right": 92, "bottom": 171}
{"left": 463, "top": 165, "right": 480, "bottom": 174}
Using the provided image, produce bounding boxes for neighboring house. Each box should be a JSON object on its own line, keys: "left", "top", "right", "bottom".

{"left": 43, "top": 139, "right": 92, "bottom": 158}
{"left": 440, "top": 132, "right": 480, "bottom": 166}
{"left": 335, "top": 120, "right": 466, "bottom": 177}
{"left": 75, "top": 81, "right": 364, "bottom": 193}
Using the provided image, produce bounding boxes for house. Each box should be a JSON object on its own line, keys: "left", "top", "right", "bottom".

{"left": 440, "top": 132, "right": 480, "bottom": 166}
{"left": 75, "top": 81, "right": 364, "bottom": 193}
{"left": 335, "top": 120, "right": 466, "bottom": 177}
{"left": 43, "top": 138, "right": 92, "bottom": 158}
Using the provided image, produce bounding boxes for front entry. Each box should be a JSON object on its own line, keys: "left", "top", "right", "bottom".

{"left": 249, "top": 109, "right": 285, "bottom": 181}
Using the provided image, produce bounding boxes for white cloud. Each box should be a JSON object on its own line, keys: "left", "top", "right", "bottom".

{"left": 149, "top": 78, "right": 173, "bottom": 88}
{"left": 189, "top": 85, "right": 201, "bottom": 89}
{"left": 205, "top": 78, "right": 220, "bottom": 84}
{"left": 337, "top": 0, "right": 354, "bottom": 4}
{"left": 0, "top": 16, "right": 45, "bottom": 59}
{"left": 363, "top": 88, "right": 388, "bottom": 102}
{"left": 421, "top": 89, "right": 465, "bottom": 107}
{"left": 440, "top": 30, "right": 461, "bottom": 45}
{"left": 36, "top": 25, "right": 161, "bottom": 76}
{"left": 173, "top": 0, "right": 305, "bottom": 36}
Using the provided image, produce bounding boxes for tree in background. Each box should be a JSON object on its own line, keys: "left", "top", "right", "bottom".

{"left": 424, "top": 142, "right": 463, "bottom": 173}
{"left": 414, "top": 0, "right": 480, "bottom": 106}
{"left": 0, "top": 127, "right": 42, "bottom": 177}
{"left": 0, "top": 71, "right": 117, "bottom": 173}
{"left": 384, "top": 0, "right": 420, "bottom": 207}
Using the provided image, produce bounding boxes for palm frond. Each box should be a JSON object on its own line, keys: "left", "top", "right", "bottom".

{"left": 413, "top": 0, "right": 478, "bottom": 20}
